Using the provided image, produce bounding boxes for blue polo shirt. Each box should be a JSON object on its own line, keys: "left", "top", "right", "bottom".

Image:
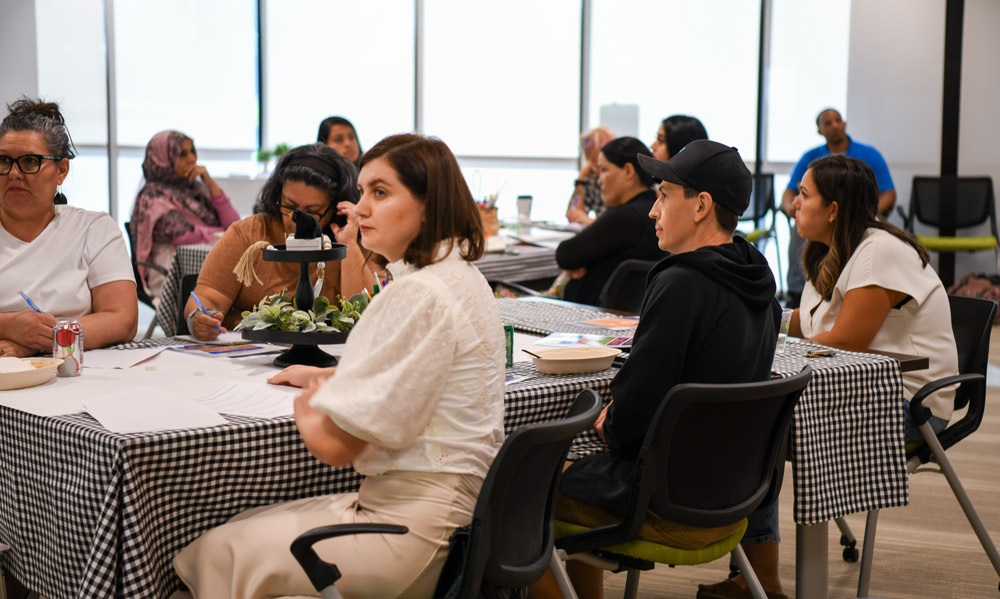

{"left": 786, "top": 136, "right": 895, "bottom": 193}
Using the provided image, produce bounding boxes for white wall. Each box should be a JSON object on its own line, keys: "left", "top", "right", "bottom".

{"left": 0, "top": 0, "right": 38, "bottom": 107}
{"left": 847, "top": 0, "right": 945, "bottom": 224}
{"left": 849, "top": 0, "right": 1000, "bottom": 276}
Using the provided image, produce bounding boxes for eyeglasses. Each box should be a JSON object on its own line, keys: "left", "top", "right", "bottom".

{"left": 278, "top": 202, "right": 334, "bottom": 221}
{"left": 0, "top": 154, "right": 64, "bottom": 175}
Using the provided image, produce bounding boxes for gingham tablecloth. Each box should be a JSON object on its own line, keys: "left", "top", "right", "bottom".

{"left": 155, "top": 244, "right": 213, "bottom": 337}
{"left": 156, "top": 245, "right": 561, "bottom": 337}
{"left": 496, "top": 297, "right": 636, "bottom": 339}
{"left": 772, "top": 339, "right": 908, "bottom": 524}
{"left": 0, "top": 356, "right": 614, "bottom": 599}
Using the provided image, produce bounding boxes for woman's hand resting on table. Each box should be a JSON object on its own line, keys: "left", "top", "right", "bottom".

{"left": 269, "top": 364, "right": 336, "bottom": 388}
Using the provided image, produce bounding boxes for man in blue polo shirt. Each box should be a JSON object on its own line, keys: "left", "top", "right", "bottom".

{"left": 780, "top": 108, "right": 895, "bottom": 307}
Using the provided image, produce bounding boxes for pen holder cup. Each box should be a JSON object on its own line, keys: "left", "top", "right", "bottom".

{"left": 479, "top": 206, "right": 500, "bottom": 236}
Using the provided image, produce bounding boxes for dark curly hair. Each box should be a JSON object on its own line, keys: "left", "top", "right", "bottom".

{"left": 253, "top": 143, "right": 359, "bottom": 231}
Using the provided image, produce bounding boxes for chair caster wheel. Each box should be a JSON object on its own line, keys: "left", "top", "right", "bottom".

{"left": 843, "top": 546, "right": 859, "bottom": 562}
{"left": 840, "top": 534, "right": 851, "bottom": 546}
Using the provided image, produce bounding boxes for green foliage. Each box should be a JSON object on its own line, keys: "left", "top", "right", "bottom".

{"left": 235, "top": 290, "right": 369, "bottom": 333}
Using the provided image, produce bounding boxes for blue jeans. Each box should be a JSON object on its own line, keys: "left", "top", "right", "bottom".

{"left": 742, "top": 401, "right": 949, "bottom": 545}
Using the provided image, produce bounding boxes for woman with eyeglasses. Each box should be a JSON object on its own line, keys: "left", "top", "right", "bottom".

{"left": 0, "top": 98, "right": 137, "bottom": 357}
{"left": 128, "top": 131, "right": 241, "bottom": 300}
{"left": 183, "top": 143, "right": 370, "bottom": 341}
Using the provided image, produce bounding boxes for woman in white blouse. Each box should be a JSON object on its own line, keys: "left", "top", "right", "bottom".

{"left": 705, "top": 155, "right": 959, "bottom": 599}
{"left": 788, "top": 154, "right": 958, "bottom": 440}
{"left": 174, "top": 134, "right": 506, "bottom": 598}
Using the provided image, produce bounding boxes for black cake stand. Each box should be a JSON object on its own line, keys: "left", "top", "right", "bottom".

{"left": 240, "top": 243, "right": 349, "bottom": 368}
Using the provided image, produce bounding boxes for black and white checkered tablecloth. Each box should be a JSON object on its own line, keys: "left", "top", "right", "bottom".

{"left": 156, "top": 244, "right": 213, "bottom": 337}
{"left": 496, "top": 298, "right": 636, "bottom": 339}
{"left": 772, "top": 339, "right": 909, "bottom": 525}
{"left": 156, "top": 245, "right": 562, "bottom": 338}
{"left": 0, "top": 356, "right": 615, "bottom": 599}
{"left": 475, "top": 245, "right": 561, "bottom": 283}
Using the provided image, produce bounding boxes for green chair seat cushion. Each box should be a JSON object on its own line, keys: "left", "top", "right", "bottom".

{"left": 915, "top": 235, "right": 997, "bottom": 252}
{"left": 554, "top": 518, "right": 748, "bottom": 566}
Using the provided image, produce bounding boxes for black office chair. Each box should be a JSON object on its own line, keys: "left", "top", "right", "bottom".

{"left": 833, "top": 295, "right": 1000, "bottom": 597}
{"left": 898, "top": 176, "right": 999, "bottom": 276}
{"left": 175, "top": 274, "right": 200, "bottom": 336}
{"left": 597, "top": 259, "right": 657, "bottom": 313}
{"left": 290, "top": 389, "right": 604, "bottom": 599}
{"left": 739, "top": 173, "right": 782, "bottom": 286}
{"left": 551, "top": 367, "right": 813, "bottom": 599}
{"left": 124, "top": 221, "right": 168, "bottom": 339}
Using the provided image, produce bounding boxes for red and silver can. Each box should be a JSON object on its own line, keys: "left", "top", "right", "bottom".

{"left": 53, "top": 320, "right": 83, "bottom": 376}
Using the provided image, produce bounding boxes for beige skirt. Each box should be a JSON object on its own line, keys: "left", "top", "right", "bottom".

{"left": 174, "top": 470, "right": 482, "bottom": 599}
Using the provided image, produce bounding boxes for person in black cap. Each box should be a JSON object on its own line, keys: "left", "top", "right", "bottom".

{"left": 554, "top": 136, "right": 667, "bottom": 306}
{"left": 531, "top": 140, "right": 784, "bottom": 599}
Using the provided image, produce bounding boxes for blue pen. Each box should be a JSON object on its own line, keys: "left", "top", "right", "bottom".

{"left": 18, "top": 290, "right": 44, "bottom": 313}
{"left": 190, "top": 291, "right": 223, "bottom": 334}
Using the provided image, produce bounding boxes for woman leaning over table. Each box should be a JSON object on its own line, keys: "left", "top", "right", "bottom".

{"left": 184, "top": 143, "right": 372, "bottom": 341}
{"left": 129, "top": 130, "right": 240, "bottom": 300}
{"left": 0, "top": 98, "right": 136, "bottom": 358}
{"left": 555, "top": 137, "right": 665, "bottom": 306}
{"left": 174, "top": 134, "right": 505, "bottom": 599}
{"left": 698, "top": 155, "right": 958, "bottom": 599}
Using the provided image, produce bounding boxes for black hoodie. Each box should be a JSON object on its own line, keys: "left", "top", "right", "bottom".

{"left": 561, "top": 236, "right": 780, "bottom": 510}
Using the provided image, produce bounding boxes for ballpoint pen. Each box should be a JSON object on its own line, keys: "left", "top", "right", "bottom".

{"left": 190, "top": 291, "right": 223, "bottom": 334}
{"left": 18, "top": 290, "right": 44, "bottom": 313}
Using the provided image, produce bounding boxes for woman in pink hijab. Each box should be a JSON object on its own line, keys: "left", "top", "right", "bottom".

{"left": 129, "top": 130, "right": 240, "bottom": 299}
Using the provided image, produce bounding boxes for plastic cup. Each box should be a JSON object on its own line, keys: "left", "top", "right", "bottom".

{"left": 517, "top": 195, "right": 533, "bottom": 223}
{"left": 776, "top": 308, "right": 793, "bottom": 354}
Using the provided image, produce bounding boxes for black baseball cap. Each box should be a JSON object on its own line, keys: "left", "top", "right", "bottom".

{"left": 637, "top": 140, "right": 752, "bottom": 217}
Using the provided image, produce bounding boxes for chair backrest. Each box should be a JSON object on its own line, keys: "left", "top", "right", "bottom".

{"left": 910, "top": 176, "right": 997, "bottom": 232}
{"left": 597, "top": 259, "right": 659, "bottom": 313}
{"left": 936, "top": 294, "right": 998, "bottom": 452}
{"left": 740, "top": 173, "right": 775, "bottom": 228}
{"left": 175, "top": 274, "right": 200, "bottom": 336}
{"left": 459, "top": 389, "right": 602, "bottom": 594}
{"left": 642, "top": 367, "right": 812, "bottom": 528}
{"left": 124, "top": 221, "right": 156, "bottom": 309}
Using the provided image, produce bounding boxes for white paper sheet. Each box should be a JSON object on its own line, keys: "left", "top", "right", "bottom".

{"left": 83, "top": 385, "right": 228, "bottom": 433}
{"left": 193, "top": 381, "right": 299, "bottom": 418}
{"left": 84, "top": 346, "right": 173, "bottom": 369}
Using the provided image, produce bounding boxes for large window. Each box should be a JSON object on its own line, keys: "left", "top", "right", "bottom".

{"left": 35, "top": 0, "right": 109, "bottom": 214}
{"left": 113, "top": 0, "right": 258, "bottom": 150}
{"left": 765, "top": 0, "right": 851, "bottom": 164}
{"left": 264, "top": 0, "right": 416, "bottom": 151}
{"left": 590, "top": 0, "right": 761, "bottom": 160}
{"left": 422, "top": 1, "right": 581, "bottom": 158}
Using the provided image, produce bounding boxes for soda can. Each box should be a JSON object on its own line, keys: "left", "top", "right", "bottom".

{"left": 53, "top": 320, "right": 84, "bottom": 376}
{"left": 504, "top": 324, "right": 514, "bottom": 368}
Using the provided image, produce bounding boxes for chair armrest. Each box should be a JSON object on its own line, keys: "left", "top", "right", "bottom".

{"left": 136, "top": 260, "right": 169, "bottom": 276}
{"left": 896, "top": 205, "right": 913, "bottom": 232}
{"left": 909, "top": 373, "right": 983, "bottom": 426}
{"left": 290, "top": 523, "right": 407, "bottom": 592}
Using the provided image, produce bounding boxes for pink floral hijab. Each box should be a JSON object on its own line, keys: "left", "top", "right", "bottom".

{"left": 129, "top": 131, "right": 219, "bottom": 284}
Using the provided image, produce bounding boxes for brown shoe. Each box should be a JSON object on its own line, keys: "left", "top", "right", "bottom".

{"left": 696, "top": 578, "right": 789, "bottom": 599}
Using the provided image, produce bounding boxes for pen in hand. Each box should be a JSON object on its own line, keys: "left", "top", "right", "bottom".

{"left": 189, "top": 291, "right": 223, "bottom": 334}
{"left": 18, "top": 290, "right": 44, "bottom": 313}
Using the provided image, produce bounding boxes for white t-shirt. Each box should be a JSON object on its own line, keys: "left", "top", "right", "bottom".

{"left": 0, "top": 206, "right": 135, "bottom": 318}
{"left": 309, "top": 244, "right": 506, "bottom": 479}
{"left": 799, "top": 228, "right": 959, "bottom": 420}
